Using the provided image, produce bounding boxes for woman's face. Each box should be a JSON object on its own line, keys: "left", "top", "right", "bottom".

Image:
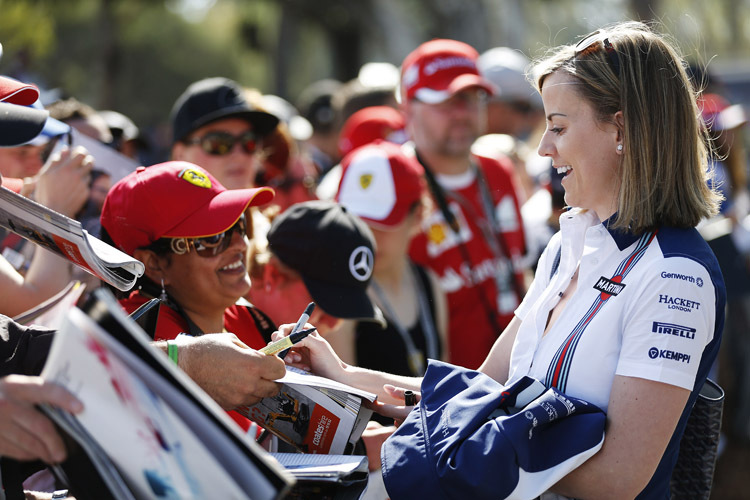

{"left": 161, "top": 229, "right": 251, "bottom": 316}
{"left": 537, "top": 71, "right": 622, "bottom": 221}
{"left": 369, "top": 210, "right": 420, "bottom": 274}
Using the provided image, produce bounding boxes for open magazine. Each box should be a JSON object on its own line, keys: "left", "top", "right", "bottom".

{"left": 237, "top": 367, "right": 376, "bottom": 455}
{"left": 40, "top": 290, "right": 293, "bottom": 499}
{"left": 0, "top": 186, "right": 144, "bottom": 290}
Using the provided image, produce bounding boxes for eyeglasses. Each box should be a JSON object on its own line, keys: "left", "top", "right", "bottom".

{"left": 575, "top": 30, "right": 621, "bottom": 77}
{"left": 184, "top": 131, "right": 258, "bottom": 156}
{"left": 149, "top": 214, "right": 247, "bottom": 258}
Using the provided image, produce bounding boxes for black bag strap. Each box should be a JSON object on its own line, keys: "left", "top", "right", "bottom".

{"left": 243, "top": 304, "right": 277, "bottom": 344}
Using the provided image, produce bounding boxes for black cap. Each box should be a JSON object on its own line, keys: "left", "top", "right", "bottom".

{"left": 170, "top": 77, "right": 279, "bottom": 144}
{"left": 0, "top": 102, "right": 47, "bottom": 146}
{"left": 296, "top": 79, "right": 342, "bottom": 133}
{"left": 267, "top": 200, "right": 384, "bottom": 325}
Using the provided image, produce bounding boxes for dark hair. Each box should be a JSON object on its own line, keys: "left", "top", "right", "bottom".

{"left": 99, "top": 225, "right": 169, "bottom": 300}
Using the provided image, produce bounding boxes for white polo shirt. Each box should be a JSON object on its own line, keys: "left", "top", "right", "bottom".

{"left": 509, "top": 209, "right": 723, "bottom": 413}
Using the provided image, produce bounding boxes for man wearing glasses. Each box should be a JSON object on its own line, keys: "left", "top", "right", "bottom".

{"left": 400, "top": 40, "right": 529, "bottom": 370}
{"left": 169, "top": 77, "right": 279, "bottom": 191}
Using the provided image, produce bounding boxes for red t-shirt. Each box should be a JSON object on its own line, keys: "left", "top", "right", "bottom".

{"left": 119, "top": 292, "right": 274, "bottom": 431}
{"left": 409, "top": 153, "right": 526, "bottom": 369}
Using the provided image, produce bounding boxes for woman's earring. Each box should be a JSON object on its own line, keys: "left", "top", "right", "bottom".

{"left": 160, "top": 278, "right": 168, "bottom": 302}
{"left": 617, "top": 144, "right": 623, "bottom": 153}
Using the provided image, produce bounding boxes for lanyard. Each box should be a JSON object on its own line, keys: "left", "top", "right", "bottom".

{"left": 416, "top": 151, "right": 504, "bottom": 334}
{"left": 370, "top": 264, "right": 439, "bottom": 376}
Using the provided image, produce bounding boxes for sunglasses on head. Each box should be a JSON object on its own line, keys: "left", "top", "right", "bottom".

{"left": 184, "top": 131, "right": 258, "bottom": 156}
{"left": 149, "top": 214, "right": 247, "bottom": 258}
{"left": 575, "top": 30, "right": 621, "bottom": 77}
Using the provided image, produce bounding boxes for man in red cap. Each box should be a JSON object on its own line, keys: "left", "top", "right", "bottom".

{"left": 400, "top": 39, "right": 528, "bottom": 369}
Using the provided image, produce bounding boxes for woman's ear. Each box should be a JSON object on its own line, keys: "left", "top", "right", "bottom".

{"left": 134, "top": 249, "right": 169, "bottom": 284}
{"left": 614, "top": 111, "right": 625, "bottom": 141}
{"left": 263, "top": 259, "right": 285, "bottom": 291}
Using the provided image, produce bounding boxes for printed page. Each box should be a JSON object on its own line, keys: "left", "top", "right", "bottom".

{"left": 281, "top": 365, "right": 377, "bottom": 402}
{"left": 41, "top": 307, "right": 286, "bottom": 500}
{"left": 0, "top": 186, "right": 144, "bottom": 290}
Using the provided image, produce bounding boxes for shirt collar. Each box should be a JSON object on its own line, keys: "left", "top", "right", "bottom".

{"left": 602, "top": 214, "right": 641, "bottom": 251}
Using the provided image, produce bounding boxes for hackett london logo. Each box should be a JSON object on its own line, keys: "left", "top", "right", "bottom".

{"left": 593, "top": 275, "right": 625, "bottom": 299}
{"left": 658, "top": 294, "right": 701, "bottom": 313}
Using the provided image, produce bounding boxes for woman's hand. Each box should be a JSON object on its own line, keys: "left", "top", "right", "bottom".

{"left": 367, "top": 384, "right": 421, "bottom": 426}
{"left": 271, "top": 323, "right": 348, "bottom": 381}
{"left": 34, "top": 146, "right": 93, "bottom": 217}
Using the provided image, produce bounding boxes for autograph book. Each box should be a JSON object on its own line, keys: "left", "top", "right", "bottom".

{"left": 237, "top": 367, "right": 376, "bottom": 455}
{"left": 0, "top": 186, "right": 144, "bottom": 290}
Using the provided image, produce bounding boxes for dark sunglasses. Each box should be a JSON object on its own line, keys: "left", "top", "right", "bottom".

{"left": 184, "top": 131, "right": 258, "bottom": 156}
{"left": 148, "top": 214, "right": 247, "bottom": 258}
{"left": 40, "top": 131, "right": 73, "bottom": 164}
{"left": 575, "top": 30, "right": 621, "bottom": 77}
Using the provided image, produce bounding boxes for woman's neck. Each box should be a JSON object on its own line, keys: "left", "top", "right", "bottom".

{"left": 374, "top": 257, "right": 409, "bottom": 291}
{"left": 183, "top": 308, "right": 225, "bottom": 334}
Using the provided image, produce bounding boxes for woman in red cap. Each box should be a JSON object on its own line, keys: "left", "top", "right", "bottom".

{"left": 100, "top": 160, "right": 284, "bottom": 431}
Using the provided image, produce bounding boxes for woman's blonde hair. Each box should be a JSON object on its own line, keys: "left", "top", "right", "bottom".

{"left": 533, "top": 21, "right": 721, "bottom": 233}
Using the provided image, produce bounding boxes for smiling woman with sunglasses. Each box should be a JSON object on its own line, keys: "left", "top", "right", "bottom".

{"left": 100, "top": 161, "right": 275, "bottom": 341}
{"left": 170, "top": 77, "right": 279, "bottom": 191}
{"left": 99, "top": 161, "right": 288, "bottom": 431}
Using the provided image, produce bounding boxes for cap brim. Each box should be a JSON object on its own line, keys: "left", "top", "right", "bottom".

{"left": 190, "top": 106, "right": 280, "bottom": 138}
{"left": 0, "top": 102, "right": 48, "bottom": 146}
{"left": 0, "top": 76, "right": 39, "bottom": 105}
{"left": 414, "top": 74, "right": 496, "bottom": 104}
{"left": 302, "top": 274, "right": 386, "bottom": 326}
{"left": 164, "top": 186, "right": 275, "bottom": 238}
{"left": 24, "top": 116, "right": 71, "bottom": 146}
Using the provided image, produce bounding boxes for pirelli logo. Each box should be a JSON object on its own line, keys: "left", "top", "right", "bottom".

{"left": 593, "top": 276, "right": 625, "bottom": 298}
{"left": 652, "top": 322, "right": 696, "bottom": 340}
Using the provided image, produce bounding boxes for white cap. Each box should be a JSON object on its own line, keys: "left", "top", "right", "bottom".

{"left": 478, "top": 47, "right": 542, "bottom": 109}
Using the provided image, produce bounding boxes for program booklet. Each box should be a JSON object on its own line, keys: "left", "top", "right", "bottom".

{"left": 237, "top": 367, "right": 377, "bottom": 455}
{"left": 40, "top": 289, "right": 293, "bottom": 500}
{"left": 0, "top": 186, "right": 144, "bottom": 290}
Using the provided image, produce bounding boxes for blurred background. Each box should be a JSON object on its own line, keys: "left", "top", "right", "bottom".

{"left": 1, "top": 0, "right": 749, "bottom": 496}
{"left": 1, "top": 0, "right": 750, "bottom": 157}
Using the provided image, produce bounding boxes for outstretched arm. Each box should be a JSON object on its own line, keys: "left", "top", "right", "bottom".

{"left": 154, "top": 332, "right": 287, "bottom": 409}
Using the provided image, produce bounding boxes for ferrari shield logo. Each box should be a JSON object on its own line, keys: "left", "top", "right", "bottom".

{"left": 359, "top": 174, "right": 373, "bottom": 189}
{"left": 179, "top": 168, "right": 212, "bottom": 189}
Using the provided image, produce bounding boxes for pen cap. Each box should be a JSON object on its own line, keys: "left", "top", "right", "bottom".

{"left": 267, "top": 200, "right": 384, "bottom": 325}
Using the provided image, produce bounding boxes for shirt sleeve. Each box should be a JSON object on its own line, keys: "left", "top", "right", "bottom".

{"left": 615, "top": 257, "right": 716, "bottom": 390}
{"left": 0, "top": 315, "right": 54, "bottom": 377}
